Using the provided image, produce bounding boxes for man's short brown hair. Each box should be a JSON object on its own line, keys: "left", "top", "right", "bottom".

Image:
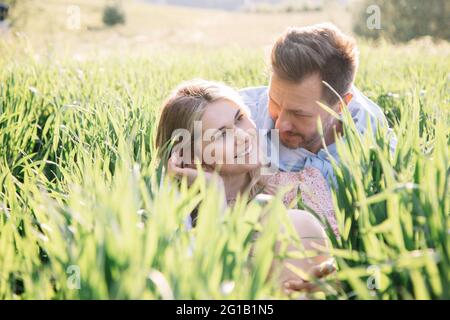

{"left": 271, "top": 23, "right": 359, "bottom": 105}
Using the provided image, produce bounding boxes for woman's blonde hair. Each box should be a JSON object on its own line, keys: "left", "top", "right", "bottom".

{"left": 155, "top": 79, "right": 266, "bottom": 203}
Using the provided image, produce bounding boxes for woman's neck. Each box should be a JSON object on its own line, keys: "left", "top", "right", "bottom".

{"left": 221, "top": 172, "right": 252, "bottom": 202}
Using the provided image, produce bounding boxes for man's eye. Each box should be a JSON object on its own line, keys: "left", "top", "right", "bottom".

{"left": 236, "top": 113, "right": 244, "bottom": 121}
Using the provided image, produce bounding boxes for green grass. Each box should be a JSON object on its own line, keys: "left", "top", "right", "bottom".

{"left": 0, "top": 37, "right": 449, "bottom": 299}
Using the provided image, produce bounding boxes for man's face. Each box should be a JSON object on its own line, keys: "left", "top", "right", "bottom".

{"left": 268, "top": 72, "right": 338, "bottom": 152}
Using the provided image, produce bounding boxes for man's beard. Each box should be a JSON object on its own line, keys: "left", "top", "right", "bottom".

{"left": 280, "top": 118, "right": 335, "bottom": 152}
{"left": 280, "top": 132, "right": 322, "bottom": 151}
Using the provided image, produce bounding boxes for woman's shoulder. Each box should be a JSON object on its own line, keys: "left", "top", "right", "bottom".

{"left": 258, "top": 167, "right": 331, "bottom": 202}
{"left": 297, "top": 167, "right": 329, "bottom": 187}
{"left": 264, "top": 168, "right": 331, "bottom": 202}
{"left": 258, "top": 168, "right": 339, "bottom": 237}
{"left": 265, "top": 167, "right": 326, "bottom": 185}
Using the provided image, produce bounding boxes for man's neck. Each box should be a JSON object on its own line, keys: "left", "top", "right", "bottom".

{"left": 308, "top": 119, "right": 343, "bottom": 154}
{"left": 325, "top": 119, "right": 343, "bottom": 145}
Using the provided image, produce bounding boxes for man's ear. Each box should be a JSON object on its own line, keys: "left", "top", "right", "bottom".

{"left": 338, "top": 92, "right": 353, "bottom": 112}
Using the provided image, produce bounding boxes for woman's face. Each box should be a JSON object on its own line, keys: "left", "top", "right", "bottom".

{"left": 196, "top": 99, "right": 261, "bottom": 176}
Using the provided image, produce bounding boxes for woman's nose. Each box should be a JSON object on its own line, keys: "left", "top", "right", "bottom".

{"left": 235, "top": 128, "right": 250, "bottom": 143}
{"left": 233, "top": 128, "right": 251, "bottom": 151}
{"left": 275, "top": 111, "right": 293, "bottom": 132}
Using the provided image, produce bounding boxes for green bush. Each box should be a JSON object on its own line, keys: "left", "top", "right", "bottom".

{"left": 353, "top": 0, "right": 450, "bottom": 42}
{"left": 102, "top": 4, "right": 125, "bottom": 27}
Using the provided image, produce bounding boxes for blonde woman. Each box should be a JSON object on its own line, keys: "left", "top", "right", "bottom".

{"left": 156, "top": 79, "right": 337, "bottom": 294}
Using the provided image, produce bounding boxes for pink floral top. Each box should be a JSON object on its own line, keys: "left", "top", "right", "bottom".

{"left": 261, "top": 167, "right": 339, "bottom": 237}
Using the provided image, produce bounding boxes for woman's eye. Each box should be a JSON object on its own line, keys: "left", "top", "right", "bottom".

{"left": 236, "top": 113, "right": 244, "bottom": 122}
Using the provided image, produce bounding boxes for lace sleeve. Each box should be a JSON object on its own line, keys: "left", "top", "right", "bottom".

{"left": 297, "top": 167, "right": 339, "bottom": 237}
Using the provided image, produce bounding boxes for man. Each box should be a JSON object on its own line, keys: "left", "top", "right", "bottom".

{"left": 240, "top": 23, "right": 396, "bottom": 183}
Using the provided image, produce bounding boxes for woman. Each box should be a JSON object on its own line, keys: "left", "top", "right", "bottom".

{"left": 156, "top": 79, "right": 337, "bottom": 294}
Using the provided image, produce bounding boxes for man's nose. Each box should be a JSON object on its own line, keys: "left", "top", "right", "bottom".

{"left": 275, "top": 111, "right": 293, "bottom": 132}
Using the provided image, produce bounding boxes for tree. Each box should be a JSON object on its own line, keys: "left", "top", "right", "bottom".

{"left": 102, "top": 2, "right": 126, "bottom": 27}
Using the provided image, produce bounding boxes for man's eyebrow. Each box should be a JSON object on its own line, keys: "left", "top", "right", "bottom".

{"left": 269, "top": 94, "right": 313, "bottom": 116}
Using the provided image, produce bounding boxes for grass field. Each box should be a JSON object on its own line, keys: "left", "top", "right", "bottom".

{"left": 0, "top": 0, "right": 449, "bottom": 299}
